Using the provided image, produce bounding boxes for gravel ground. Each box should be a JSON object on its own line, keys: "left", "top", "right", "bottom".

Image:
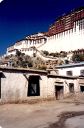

{"left": 65, "top": 114, "right": 84, "bottom": 128}
{"left": 48, "top": 111, "right": 84, "bottom": 128}
{"left": 0, "top": 101, "right": 84, "bottom": 128}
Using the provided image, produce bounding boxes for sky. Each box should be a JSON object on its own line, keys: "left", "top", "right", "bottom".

{"left": 0, "top": 0, "right": 84, "bottom": 55}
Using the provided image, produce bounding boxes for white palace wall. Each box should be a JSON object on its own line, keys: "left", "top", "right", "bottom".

{"left": 39, "top": 20, "right": 84, "bottom": 53}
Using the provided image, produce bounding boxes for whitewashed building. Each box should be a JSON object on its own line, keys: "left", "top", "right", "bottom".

{"left": 0, "top": 64, "right": 83, "bottom": 103}
{"left": 7, "top": 33, "right": 47, "bottom": 56}
{"left": 56, "top": 62, "right": 84, "bottom": 93}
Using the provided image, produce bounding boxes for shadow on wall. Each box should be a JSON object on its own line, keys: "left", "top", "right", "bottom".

{"left": 23, "top": 73, "right": 29, "bottom": 81}
{"left": 0, "top": 72, "right": 6, "bottom": 78}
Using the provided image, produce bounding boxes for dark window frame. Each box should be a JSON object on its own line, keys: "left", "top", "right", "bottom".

{"left": 80, "top": 86, "right": 84, "bottom": 92}
{"left": 0, "top": 78, "right": 1, "bottom": 99}
{"left": 80, "top": 69, "right": 84, "bottom": 76}
{"left": 66, "top": 70, "right": 73, "bottom": 76}
{"left": 28, "top": 76, "right": 40, "bottom": 97}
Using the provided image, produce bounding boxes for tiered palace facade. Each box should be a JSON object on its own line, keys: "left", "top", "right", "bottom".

{"left": 7, "top": 7, "right": 84, "bottom": 56}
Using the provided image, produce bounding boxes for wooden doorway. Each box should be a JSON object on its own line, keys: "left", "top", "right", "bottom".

{"left": 69, "top": 83, "right": 74, "bottom": 93}
{"left": 55, "top": 86, "right": 64, "bottom": 100}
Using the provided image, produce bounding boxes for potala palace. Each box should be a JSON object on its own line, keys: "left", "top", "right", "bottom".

{"left": 7, "top": 7, "right": 84, "bottom": 56}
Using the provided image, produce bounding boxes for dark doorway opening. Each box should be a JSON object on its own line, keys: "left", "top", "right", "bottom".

{"left": 80, "top": 86, "right": 84, "bottom": 92}
{"left": 69, "top": 83, "right": 74, "bottom": 93}
{"left": 28, "top": 76, "right": 40, "bottom": 96}
{"left": 0, "top": 78, "right": 1, "bottom": 99}
{"left": 55, "top": 86, "right": 64, "bottom": 100}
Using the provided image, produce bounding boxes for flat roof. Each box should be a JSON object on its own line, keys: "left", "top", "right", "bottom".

{"left": 56, "top": 62, "right": 84, "bottom": 69}
{"left": 48, "top": 74, "right": 77, "bottom": 79}
{"left": 0, "top": 67, "right": 47, "bottom": 75}
{"left": 0, "top": 67, "right": 82, "bottom": 79}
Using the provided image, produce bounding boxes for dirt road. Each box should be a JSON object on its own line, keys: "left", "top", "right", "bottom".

{"left": 0, "top": 101, "right": 84, "bottom": 128}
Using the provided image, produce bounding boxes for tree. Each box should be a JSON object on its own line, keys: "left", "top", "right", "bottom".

{"left": 72, "top": 54, "right": 84, "bottom": 62}
{"left": 42, "top": 50, "right": 49, "bottom": 56}
{"left": 60, "top": 51, "right": 67, "bottom": 57}
{"left": 16, "top": 50, "right": 22, "bottom": 57}
{"left": 38, "top": 65, "right": 47, "bottom": 70}
{"left": 65, "top": 59, "right": 69, "bottom": 64}
{"left": 49, "top": 52, "right": 60, "bottom": 57}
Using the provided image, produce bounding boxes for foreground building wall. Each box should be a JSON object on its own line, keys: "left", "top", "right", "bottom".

{"left": 55, "top": 62, "right": 84, "bottom": 96}
{"left": 0, "top": 69, "right": 50, "bottom": 103}
{"left": 0, "top": 66, "right": 83, "bottom": 103}
{"left": 1, "top": 72, "right": 28, "bottom": 102}
{"left": 0, "top": 68, "right": 57, "bottom": 103}
{"left": 47, "top": 74, "right": 79, "bottom": 100}
{"left": 56, "top": 62, "right": 84, "bottom": 76}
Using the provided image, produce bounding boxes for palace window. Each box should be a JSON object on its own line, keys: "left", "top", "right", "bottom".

{"left": 80, "top": 70, "right": 84, "bottom": 76}
{"left": 66, "top": 70, "right": 73, "bottom": 76}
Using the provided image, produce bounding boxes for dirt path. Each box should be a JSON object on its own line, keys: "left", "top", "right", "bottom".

{"left": 0, "top": 101, "right": 84, "bottom": 128}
